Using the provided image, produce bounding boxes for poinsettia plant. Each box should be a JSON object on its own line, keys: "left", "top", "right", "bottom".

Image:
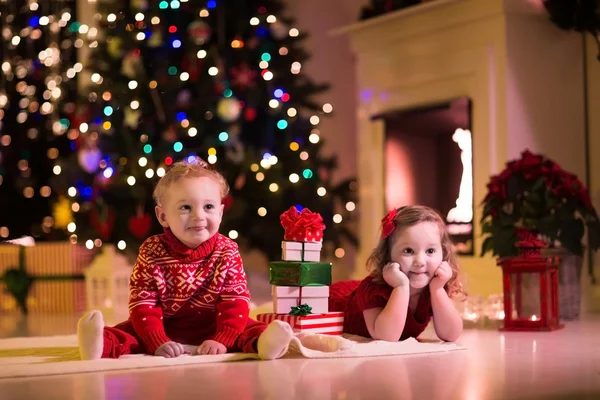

{"left": 480, "top": 150, "right": 600, "bottom": 257}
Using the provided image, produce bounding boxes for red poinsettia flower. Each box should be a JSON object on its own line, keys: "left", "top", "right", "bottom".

{"left": 481, "top": 149, "right": 600, "bottom": 258}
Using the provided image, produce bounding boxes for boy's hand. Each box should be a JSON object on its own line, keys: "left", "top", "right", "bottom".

{"left": 430, "top": 261, "right": 453, "bottom": 291}
{"left": 197, "top": 340, "right": 227, "bottom": 355}
{"left": 154, "top": 341, "right": 186, "bottom": 358}
{"left": 382, "top": 262, "right": 409, "bottom": 288}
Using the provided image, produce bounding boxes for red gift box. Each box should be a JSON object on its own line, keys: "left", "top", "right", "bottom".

{"left": 256, "top": 312, "right": 343, "bottom": 335}
{"left": 280, "top": 206, "right": 325, "bottom": 242}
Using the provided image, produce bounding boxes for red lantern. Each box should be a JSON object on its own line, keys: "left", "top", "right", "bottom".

{"left": 496, "top": 236, "right": 564, "bottom": 332}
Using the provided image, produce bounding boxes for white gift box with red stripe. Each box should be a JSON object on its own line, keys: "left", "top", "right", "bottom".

{"left": 256, "top": 312, "right": 344, "bottom": 335}
{"left": 272, "top": 285, "right": 329, "bottom": 314}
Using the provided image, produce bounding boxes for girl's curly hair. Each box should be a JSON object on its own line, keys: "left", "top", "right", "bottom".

{"left": 367, "top": 205, "right": 466, "bottom": 300}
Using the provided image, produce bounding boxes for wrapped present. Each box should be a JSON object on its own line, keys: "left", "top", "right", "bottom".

{"left": 256, "top": 312, "right": 344, "bottom": 335}
{"left": 0, "top": 240, "right": 96, "bottom": 314}
{"left": 281, "top": 241, "right": 322, "bottom": 262}
{"left": 280, "top": 206, "right": 325, "bottom": 242}
{"left": 269, "top": 261, "right": 331, "bottom": 287}
{"left": 272, "top": 285, "right": 329, "bottom": 314}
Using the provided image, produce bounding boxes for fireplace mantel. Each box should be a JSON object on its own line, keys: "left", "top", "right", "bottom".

{"left": 335, "top": 0, "right": 586, "bottom": 295}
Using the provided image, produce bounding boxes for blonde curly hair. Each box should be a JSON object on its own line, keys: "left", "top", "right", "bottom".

{"left": 367, "top": 205, "right": 466, "bottom": 300}
{"left": 152, "top": 157, "right": 229, "bottom": 205}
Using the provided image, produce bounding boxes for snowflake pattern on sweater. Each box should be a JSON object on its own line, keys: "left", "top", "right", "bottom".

{"left": 128, "top": 231, "right": 251, "bottom": 353}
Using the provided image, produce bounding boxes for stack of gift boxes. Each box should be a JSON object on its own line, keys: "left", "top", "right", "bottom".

{"left": 256, "top": 206, "right": 344, "bottom": 335}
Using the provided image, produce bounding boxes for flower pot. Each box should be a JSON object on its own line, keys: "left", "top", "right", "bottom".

{"left": 541, "top": 248, "right": 583, "bottom": 320}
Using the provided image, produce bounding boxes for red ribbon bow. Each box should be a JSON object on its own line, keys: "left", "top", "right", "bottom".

{"left": 280, "top": 206, "right": 325, "bottom": 242}
{"left": 381, "top": 209, "right": 397, "bottom": 239}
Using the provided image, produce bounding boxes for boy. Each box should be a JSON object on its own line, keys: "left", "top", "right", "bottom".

{"left": 77, "top": 158, "right": 293, "bottom": 360}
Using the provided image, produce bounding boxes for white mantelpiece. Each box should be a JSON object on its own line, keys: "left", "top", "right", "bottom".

{"left": 335, "top": 0, "right": 585, "bottom": 295}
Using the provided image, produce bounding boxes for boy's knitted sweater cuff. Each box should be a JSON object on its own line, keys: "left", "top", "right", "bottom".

{"left": 211, "top": 326, "right": 242, "bottom": 348}
{"left": 139, "top": 329, "right": 172, "bottom": 355}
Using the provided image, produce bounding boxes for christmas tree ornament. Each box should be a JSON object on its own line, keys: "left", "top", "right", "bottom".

{"left": 69, "top": 105, "right": 92, "bottom": 137}
{"left": 187, "top": 21, "right": 212, "bottom": 45}
{"left": 227, "top": 141, "right": 246, "bottom": 165}
{"left": 270, "top": 20, "right": 288, "bottom": 40}
{"left": 78, "top": 146, "right": 102, "bottom": 174}
{"left": 148, "top": 28, "right": 164, "bottom": 48}
{"left": 182, "top": 54, "right": 204, "bottom": 82}
{"left": 107, "top": 37, "right": 124, "bottom": 59}
{"left": 53, "top": 196, "right": 74, "bottom": 229}
{"left": 162, "top": 126, "right": 178, "bottom": 142}
{"left": 246, "top": 37, "right": 260, "bottom": 49}
{"left": 121, "top": 50, "right": 143, "bottom": 79}
{"left": 228, "top": 123, "right": 241, "bottom": 138}
{"left": 89, "top": 201, "right": 115, "bottom": 241}
{"left": 124, "top": 107, "right": 141, "bottom": 129}
{"left": 94, "top": 170, "right": 113, "bottom": 189}
{"left": 230, "top": 64, "right": 257, "bottom": 89}
{"left": 244, "top": 107, "right": 257, "bottom": 121}
{"left": 130, "top": 0, "right": 148, "bottom": 11}
{"left": 128, "top": 205, "right": 152, "bottom": 239}
{"left": 216, "top": 97, "right": 241, "bottom": 122}
{"left": 319, "top": 167, "right": 329, "bottom": 181}
{"left": 149, "top": 86, "right": 167, "bottom": 123}
{"left": 233, "top": 172, "right": 246, "bottom": 189}
{"left": 222, "top": 194, "right": 234, "bottom": 211}
{"left": 176, "top": 89, "right": 192, "bottom": 108}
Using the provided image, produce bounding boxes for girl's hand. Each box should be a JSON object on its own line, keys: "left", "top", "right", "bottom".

{"left": 382, "top": 262, "right": 409, "bottom": 288}
{"left": 430, "top": 261, "right": 452, "bottom": 291}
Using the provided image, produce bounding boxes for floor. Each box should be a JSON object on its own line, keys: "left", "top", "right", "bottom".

{"left": 0, "top": 312, "right": 599, "bottom": 400}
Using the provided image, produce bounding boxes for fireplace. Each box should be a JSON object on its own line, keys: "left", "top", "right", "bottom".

{"left": 378, "top": 97, "right": 473, "bottom": 254}
{"left": 335, "top": 0, "right": 586, "bottom": 294}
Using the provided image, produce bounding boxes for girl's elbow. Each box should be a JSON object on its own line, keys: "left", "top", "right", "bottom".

{"left": 438, "top": 327, "right": 463, "bottom": 342}
{"left": 371, "top": 329, "right": 401, "bottom": 342}
{"left": 439, "top": 332, "right": 460, "bottom": 342}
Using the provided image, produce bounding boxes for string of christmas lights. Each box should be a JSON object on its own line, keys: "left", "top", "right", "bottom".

{"left": 36, "top": 0, "right": 358, "bottom": 261}
{"left": 0, "top": 0, "right": 79, "bottom": 240}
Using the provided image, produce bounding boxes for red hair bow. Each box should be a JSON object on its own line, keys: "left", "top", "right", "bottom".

{"left": 381, "top": 208, "right": 397, "bottom": 239}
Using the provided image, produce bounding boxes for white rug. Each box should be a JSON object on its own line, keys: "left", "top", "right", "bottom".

{"left": 0, "top": 334, "right": 465, "bottom": 379}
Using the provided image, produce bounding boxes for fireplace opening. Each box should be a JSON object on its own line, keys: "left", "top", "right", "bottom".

{"left": 376, "top": 97, "right": 474, "bottom": 255}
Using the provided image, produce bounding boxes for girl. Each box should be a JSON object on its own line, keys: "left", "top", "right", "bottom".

{"left": 329, "top": 205, "right": 465, "bottom": 342}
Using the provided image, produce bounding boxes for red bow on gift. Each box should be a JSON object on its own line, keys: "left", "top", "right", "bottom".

{"left": 381, "top": 208, "right": 397, "bottom": 239}
{"left": 280, "top": 206, "right": 325, "bottom": 242}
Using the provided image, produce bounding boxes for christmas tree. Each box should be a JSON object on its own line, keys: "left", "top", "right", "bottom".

{"left": 0, "top": 1, "right": 78, "bottom": 240}
{"left": 52, "top": 0, "right": 358, "bottom": 261}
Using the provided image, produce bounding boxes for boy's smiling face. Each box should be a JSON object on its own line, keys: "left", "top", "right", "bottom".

{"left": 155, "top": 176, "right": 223, "bottom": 248}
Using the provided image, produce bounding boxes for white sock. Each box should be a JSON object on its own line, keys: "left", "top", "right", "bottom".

{"left": 77, "top": 310, "right": 105, "bottom": 360}
{"left": 257, "top": 320, "right": 293, "bottom": 360}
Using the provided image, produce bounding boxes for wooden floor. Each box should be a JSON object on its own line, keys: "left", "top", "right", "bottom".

{"left": 0, "top": 312, "right": 599, "bottom": 400}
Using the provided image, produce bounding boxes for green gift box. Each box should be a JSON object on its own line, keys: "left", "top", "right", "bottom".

{"left": 269, "top": 261, "right": 332, "bottom": 286}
